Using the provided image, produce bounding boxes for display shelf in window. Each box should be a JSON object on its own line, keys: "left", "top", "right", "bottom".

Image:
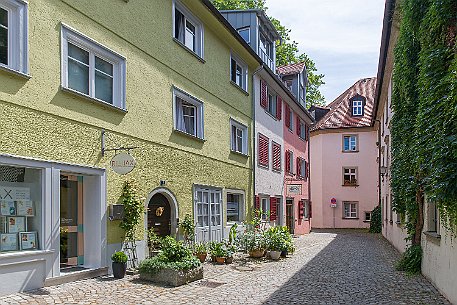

{"left": 0, "top": 200, "right": 16, "bottom": 216}
{"left": 16, "top": 200, "right": 34, "bottom": 216}
{"left": 1, "top": 233, "right": 18, "bottom": 251}
{"left": 19, "top": 232, "right": 37, "bottom": 250}
{"left": 7, "top": 216, "right": 26, "bottom": 233}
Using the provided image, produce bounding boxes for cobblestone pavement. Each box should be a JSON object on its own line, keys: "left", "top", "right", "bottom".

{"left": 0, "top": 231, "right": 451, "bottom": 305}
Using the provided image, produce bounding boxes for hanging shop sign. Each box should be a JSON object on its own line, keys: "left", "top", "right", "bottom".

{"left": 110, "top": 153, "right": 136, "bottom": 175}
{"left": 330, "top": 197, "right": 337, "bottom": 208}
{"left": 287, "top": 184, "right": 302, "bottom": 195}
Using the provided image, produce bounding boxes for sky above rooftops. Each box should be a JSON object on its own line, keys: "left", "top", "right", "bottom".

{"left": 265, "top": 0, "right": 385, "bottom": 105}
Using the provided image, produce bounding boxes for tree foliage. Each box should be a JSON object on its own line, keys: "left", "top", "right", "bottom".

{"left": 211, "top": 0, "right": 325, "bottom": 107}
{"left": 391, "top": 0, "right": 457, "bottom": 252}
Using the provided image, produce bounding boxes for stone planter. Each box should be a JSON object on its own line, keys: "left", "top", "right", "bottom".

{"left": 112, "top": 262, "right": 127, "bottom": 279}
{"left": 248, "top": 249, "right": 265, "bottom": 258}
{"left": 270, "top": 250, "right": 281, "bottom": 260}
{"left": 139, "top": 266, "right": 203, "bottom": 287}
{"left": 216, "top": 257, "right": 225, "bottom": 265}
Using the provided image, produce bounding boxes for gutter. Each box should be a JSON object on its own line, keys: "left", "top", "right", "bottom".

{"left": 373, "top": 0, "right": 396, "bottom": 125}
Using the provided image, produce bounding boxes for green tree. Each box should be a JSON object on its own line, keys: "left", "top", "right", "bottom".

{"left": 211, "top": 0, "right": 326, "bottom": 107}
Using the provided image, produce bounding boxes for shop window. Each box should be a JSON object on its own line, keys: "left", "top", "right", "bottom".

{"left": 0, "top": 165, "right": 42, "bottom": 253}
{"left": 61, "top": 25, "right": 126, "bottom": 110}
{"left": 227, "top": 193, "right": 244, "bottom": 223}
{"left": 0, "top": 0, "right": 28, "bottom": 74}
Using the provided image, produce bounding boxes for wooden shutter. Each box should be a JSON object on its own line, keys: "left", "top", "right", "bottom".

{"left": 258, "top": 134, "right": 269, "bottom": 167}
{"left": 269, "top": 197, "right": 277, "bottom": 221}
{"left": 272, "top": 142, "right": 281, "bottom": 171}
{"left": 305, "top": 124, "right": 309, "bottom": 141}
{"left": 285, "top": 104, "right": 290, "bottom": 128}
{"left": 298, "top": 200, "right": 304, "bottom": 219}
{"left": 260, "top": 79, "right": 267, "bottom": 108}
{"left": 285, "top": 150, "right": 290, "bottom": 173}
{"left": 297, "top": 157, "right": 302, "bottom": 178}
{"left": 255, "top": 195, "right": 260, "bottom": 210}
{"left": 296, "top": 115, "right": 301, "bottom": 135}
{"left": 276, "top": 96, "right": 282, "bottom": 120}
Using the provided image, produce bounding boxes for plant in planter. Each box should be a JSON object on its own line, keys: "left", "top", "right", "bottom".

{"left": 211, "top": 242, "right": 227, "bottom": 265}
{"left": 276, "top": 226, "right": 295, "bottom": 257}
{"left": 242, "top": 231, "right": 266, "bottom": 258}
{"left": 194, "top": 242, "right": 208, "bottom": 263}
{"left": 208, "top": 241, "right": 218, "bottom": 262}
{"left": 147, "top": 228, "right": 162, "bottom": 257}
{"left": 265, "top": 227, "right": 285, "bottom": 260}
{"left": 111, "top": 251, "right": 128, "bottom": 279}
{"left": 224, "top": 243, "right": 236, "bottom": 264}
{"left": 138, "top": 236, "right": 202, "bottom": 286}
{"left": 179, "top": 214, "right": 195, "bottom": 245}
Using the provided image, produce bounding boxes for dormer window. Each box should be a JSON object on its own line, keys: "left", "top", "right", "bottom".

{"left": 237, "top": 27, "right": 250, "bottom": 44}
{"left": 349, "top": 94, "right": 366, "bottom": 117}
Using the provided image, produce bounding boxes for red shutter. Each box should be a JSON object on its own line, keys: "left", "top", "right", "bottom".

{"left": 296, "top": 115, "right": 301, "bottom": 135}
{"left": 260, "top": 79, "right": 267, "bottom": 108}
{"left": 276, "top": 96, "right": 282, "bottom": 120}
{"left": 272, "top": 142, "right": 281, "bottom": 171}
{"left": 297, "top": 157, "right": 302, "bottom": 178}
{"left": 285, "top": 104, "right": 290, "bottom": 128}
{"left": 255, "top": 196, "right": 260, "bottom": 218}
{"left": 269, "top": 197, "right": 277, "bottom": 221}
{"left": 285, "top": 150, "right": 290, "bottom": 173}
{"left": 258, "top": 134, "right": 269, "bottom": 167}
{"left": 299, "top": 200, "right": 304, "bottom": 219}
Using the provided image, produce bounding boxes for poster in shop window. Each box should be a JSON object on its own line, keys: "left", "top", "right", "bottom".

{"left": 16, "top": 200, "right": 34, "bottom": 216}
{"left": 19, "top": 232, "right": 37, "bottom": 250}
{"left": 1, "top": 233, "right": 18, "bottom": 251}
{"left": 0, "top": 200, "right": 16, "bottom": 216}
{"left": 7, "top": 216, "right": 25, "bottom": 233}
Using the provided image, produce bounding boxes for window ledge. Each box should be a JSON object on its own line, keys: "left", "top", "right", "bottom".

{"left": 272, "top": 168, "right": 282, "bottom": 174}
{"left": 363, "top": 220, "right": 371, "bottom": 223}
{"left": 172, "top": 38, "right": 205, "bottom": 63}
{"left": 173, "top": 129, "right": 206, "bottom": 142}
{"left": 258, "top": 163, "right": 269, "bottom": 170}
{"left": 61, "top": 87, "right": 127, "bottom": 113}
{"left": 264, "top": 109, "right": 279, "bottom": 121}
{"left": 342, "top": 150, "right": 359, "bottom": 153}
{"left": 342, "top": 184, "right": 359, "bottom": 187}
{"left": 0, "top": 64, "right": 31, "bottom": 80}
{"left": 424, "top": 231, "right": 441, "bottom": 240}
{"left": 230, "top": 150, "right": 249, "bottom": 158}
{"left": 0, "top": 249, "right": 54, "bottom": 260}
{"left": 342, "top": 217, "right": 359, "bottom": 220}
{"left": 230, "top": 81, "right": 249, "bottom": 96}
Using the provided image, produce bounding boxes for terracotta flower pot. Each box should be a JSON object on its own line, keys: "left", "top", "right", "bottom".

{"left": 216, "top": 257, "right": 226, "bottom": 264}
{"left": 211, "top": 255, "right": 217, "bottom": 262}
{"left": 249, "top": 249, "right": 264, "bottom": 258}
{"left": 270, "top": 250, "right": 281, "bottom": 260}
{"left": 225, "top": 256, "right": 233, "bottom": 264}
{"left": 196, "top": 252, "right": 207, "bottom": 263}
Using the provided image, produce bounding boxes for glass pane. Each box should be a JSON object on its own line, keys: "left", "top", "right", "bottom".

{"left": 197, "top": 191, "right": 202, "bottom": 203}
{"left": 0, "top": 8, "right": 8, "bottom": 65}
{"left": 236, "top": 65, "right": 242, "bottom": 86}
{"left": 203, "top": 192, "right": 208, "bottom": 203}
{"left": 95, "top": 70, "right": 113, "bottom": 104}
{"left": 68, "top": 43, "right": 89, "bottom": 64}
{"left": 183, "top": 116, "right": 195, "bottom": 135}
{"left": 185, "top": 20, "right": 195, "bottom": 51}
{"left": 204, "top": 216, "right": 209, "bottom": 226}
{"left": 174, "top": 9, "right": 184, "bottom": 41}
{"left": 238, "top": 28, "right": 250, "bottom": 43}
{"left": 68, "top": 59, "right": 89, "bottom": 95}
{"left": 95, "top": 57, "right": 113, "bottom": 76}
{"left": 197, "top": 216, "right": 203, "bottom": 227}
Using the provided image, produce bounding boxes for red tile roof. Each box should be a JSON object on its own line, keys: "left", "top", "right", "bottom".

{"left": 313, "top": 77, "right": 376, "bottom": 130}
{"left": 276, "top": 62, "right": 306, "bottom": 76}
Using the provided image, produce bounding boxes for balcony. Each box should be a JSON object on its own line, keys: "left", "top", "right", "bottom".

{"left": 260, "top": 48, "right": 275, "bottom": 71}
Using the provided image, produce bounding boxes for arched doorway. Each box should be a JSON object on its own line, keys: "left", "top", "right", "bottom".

{"left": 147, "top": 193, "right": 172, "bottom": 237}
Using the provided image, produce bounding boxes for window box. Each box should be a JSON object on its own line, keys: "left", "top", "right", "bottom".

{"left": 230, "top": 119, "right": 248, "bottom": 155}
{"left": 0, "top": 0, "right": 28, "bottom": 74}
{"left": 172, "top": 87, "right": 204, "bottom": 140}
{"left": 172, "top": 0, "right": 204, "bottom": 59}
{"left": 61, "top": 24, "right": 126, "bottom": 110}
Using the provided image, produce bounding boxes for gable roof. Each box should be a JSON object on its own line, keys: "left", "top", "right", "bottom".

{"left": 313, "top": 77, "right": 376, "bottom": 130}
{"left": 276, "top": 62, "right": 306, "bottom": 76}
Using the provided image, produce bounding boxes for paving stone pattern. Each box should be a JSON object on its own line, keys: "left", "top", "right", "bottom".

{"left": 0, "top": 231, "right": 450, "bottom": 305}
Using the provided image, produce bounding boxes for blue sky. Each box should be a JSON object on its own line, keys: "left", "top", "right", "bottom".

{"left": 265, "top": 0, "right": 385, "bottom": 104}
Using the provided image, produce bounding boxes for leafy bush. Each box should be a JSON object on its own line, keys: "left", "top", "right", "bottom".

{"left": 369, "top": 205, "right": 382, "bottom": 233}
{"left": 194, "top": 242, "right": 207, "bottom": 254}
{"left": 138, "top": 236, "right": 201, "bottom": 275}
{"left": 147, "top": 228, "right": 162, "bottom": 251}
{"left": 241, "top": 230, "right": 267, "bottom": 252}
{"left": 179, "top": 214, "right": 195, "bottom": 242}
{"left": 396, "top": 245, "right": 422, "bottom": 275}
{"left": 111, "top": 251, "right": 128, "bottom": 264}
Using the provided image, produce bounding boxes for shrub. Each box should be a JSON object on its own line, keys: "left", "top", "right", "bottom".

{"left": 160, "top": 236, "right": 192, "bottom": 262}
{"left": 396, "top": 245, "right": 422, "bottom": 275}
{"left": 194, "top": 242, "right": 207, "bottom": 254}
{"left": 111, "top": 251, "right": 128, "bottom": 264}
{"left": 369, "top": 205, "right": 382, "bottom": 233}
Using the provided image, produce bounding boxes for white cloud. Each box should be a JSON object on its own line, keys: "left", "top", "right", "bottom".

{"left": 265, "top": 0, "right": 385, "bottom": 102}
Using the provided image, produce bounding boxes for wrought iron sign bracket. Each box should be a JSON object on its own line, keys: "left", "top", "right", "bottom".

{"left": 101, "top": 129, "right": 138, "bottom": 157}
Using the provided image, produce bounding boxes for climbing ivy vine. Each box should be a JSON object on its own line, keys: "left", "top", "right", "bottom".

{"left": 391, "top": 0, "right": 457, "bottom": 268}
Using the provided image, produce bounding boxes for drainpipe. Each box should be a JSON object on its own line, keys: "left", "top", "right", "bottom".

{"left": 308, "top": 127, "right": 312, "bottom": 232}
{"left": 251, "top": 65, "right": 263, "bottom": 218}
{"left": 375, "top": 119, "right": 382, "bottom": 210}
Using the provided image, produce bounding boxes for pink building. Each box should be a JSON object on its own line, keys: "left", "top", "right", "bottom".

{"left": 310, "top": 78, "right": 378, "bottom": 229}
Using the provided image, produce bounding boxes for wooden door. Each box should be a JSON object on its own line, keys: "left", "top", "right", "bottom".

{"left": 286, "top": 199, "right": 294, "bottom": 234}
{"left": 147, "top": 194, "right": 171, "bottom": 237}
{"left": 195, "top": 188, "right": 222, "bottom": 242}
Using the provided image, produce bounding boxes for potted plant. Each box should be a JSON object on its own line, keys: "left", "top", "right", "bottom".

{"left": 243, "top": 231, "right": 266, "bottom": 258}
{"left": 265, "top": 227, "right": 284, "bottom": 260}
{"left": 194, "top": 242, "right": 208, "bottom": 263}
{"left": 111, "top": 251, "right": 128, "bottom": 279}
{"left": 211, "top": 242, "right": 226, "bottom": 264}
{"left": 225, "top": 244, "right": 236, "bottom": 264}
{"left": 208, "top": 241, "right": 218, "bottom": 262}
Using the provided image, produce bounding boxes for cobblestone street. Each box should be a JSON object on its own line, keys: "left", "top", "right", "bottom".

{"left": 0, "top": 231, "right": 450, "bottom": 305}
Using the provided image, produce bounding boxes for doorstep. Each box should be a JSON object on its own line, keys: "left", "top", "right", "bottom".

{"left": 44, "top": 267, "right": 108, "bottom": 287}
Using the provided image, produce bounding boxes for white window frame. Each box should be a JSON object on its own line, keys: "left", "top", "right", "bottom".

{"left": 226, "top": 191, "right": 245, "bottom": 224}
{"left": 287, "top": 150, "right": 294, "bottom": 174}
{"left": 343, "top": 135, "right": 358, "bottom": 152}
{"left": 237, "top": 27, "right": 250, "bottom": 44}
{"left": 172, "top": 0, "right": 204, "bottom": 59}
{"left": 267, "top": 90, "right": 277, "bottom": 117}
{"left": 230, "top": 53, "right": 248, "bottom": 91}
{"left": 230, "top": 118, "right": 248, "bottom": 155}
{"left": 288, "top": 107, "right": 294, "bottom": 131}
{"left": 61, "top": 24, "right": 126, "bottom": 110}
{"left": 343, "top": 201, "right": 358, "bottom": 219}
{"left": 261, "top": 197, "right": 269, "bottom": 221}
{"left": 298, "top": 158, "right": 306, "bottom": 178}
{"left": 173, "top": 87, "right": 204, "bottom": 139}
{"left": 343, "top": 167, "right": 358, "bottom": 186}
{"left": 352, "top": 100, "right": 363, "bottom": 116}
{"left": 299, "top": 121, "right": 306, "bottom": 140}
{"left": 364, "top": 211, "right": 371, "bottom": 222}
{"left": 0, "top": 0, "right": 28, "bottom": 74}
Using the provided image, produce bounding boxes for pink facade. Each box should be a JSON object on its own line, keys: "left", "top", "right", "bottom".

{"left": 310, "top": 78, "right": 378, "bottom": 229}
{"left": 282, "top": 104, "right": 311, "bottom": 235}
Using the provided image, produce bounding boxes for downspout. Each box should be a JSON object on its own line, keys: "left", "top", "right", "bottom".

{"left": 251, "top": 65, "right": 263, "bottom": 218}
{"left": 308, "top": 127, "right": 312, "bottom": 232}
{"left": 375, "top": 119, "right": 382, "bottom": 210}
